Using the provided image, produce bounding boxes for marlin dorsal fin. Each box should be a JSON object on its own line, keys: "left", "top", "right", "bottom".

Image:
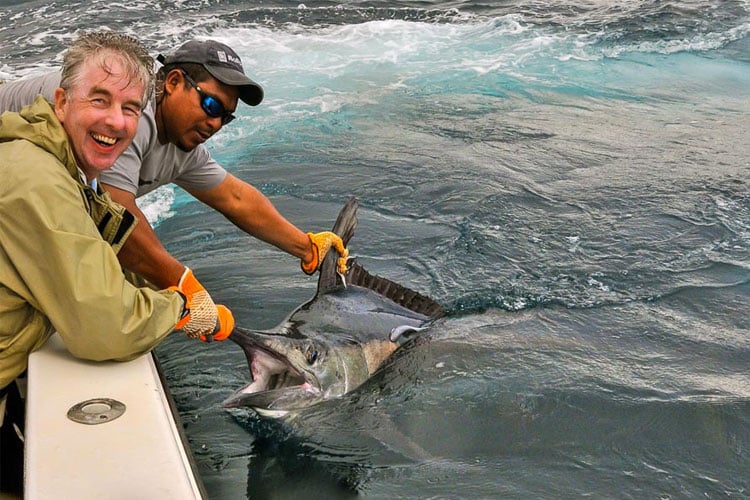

{"left": 347, "top": 262, "right": 445, "bottom": 319}
{"left": 317, "top": 197, "right": 358, "bottom": 294}
{"left": 316, "top": 197, "right": 444, "bottom": 319}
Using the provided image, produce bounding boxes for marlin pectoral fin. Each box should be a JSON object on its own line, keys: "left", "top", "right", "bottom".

{"left": 389, "top": 325, "right": 426, "bottom": 344}
{"left": 222, "top": 386, "right": 321, "bottom": 411}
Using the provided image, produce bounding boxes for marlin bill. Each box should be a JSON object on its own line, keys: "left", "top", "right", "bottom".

{"left": 223, "top": 197, "right": 444, "bottom": 417}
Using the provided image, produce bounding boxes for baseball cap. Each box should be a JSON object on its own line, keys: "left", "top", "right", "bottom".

{"left": 157, "top": 40, "right": 263, "bottom": 106}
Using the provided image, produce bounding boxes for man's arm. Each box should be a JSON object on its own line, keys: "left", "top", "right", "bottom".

{"left": 103, "top": 184, "right": 186, "bottom": 288}
{"left": 101, "top": 183, "right": 233, "bottom": 339}
{"left": 2, "top": 159, "right": 184, "bottom": 361}
{"left": 187, "top": 173, "right": 315, "bottom": 264}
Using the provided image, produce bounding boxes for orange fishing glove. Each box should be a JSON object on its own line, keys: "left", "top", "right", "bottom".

{"left": 301, "top": 231, "right": 349, "bottom": 275}
{"left": 169, "top": 267, "right": 234, "bottom": 341}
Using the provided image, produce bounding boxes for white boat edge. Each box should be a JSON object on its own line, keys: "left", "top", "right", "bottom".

{"left": 23, "top": 333, "right": 207, "bottom": 499}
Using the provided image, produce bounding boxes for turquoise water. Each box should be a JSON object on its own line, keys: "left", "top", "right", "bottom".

{"left": 2, "top": 1, "right": 749, "bottom": 498}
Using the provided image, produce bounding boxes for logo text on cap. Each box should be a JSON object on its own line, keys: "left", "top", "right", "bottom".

{"left": 216, "top": 50, "right": 241, "bottom": 66}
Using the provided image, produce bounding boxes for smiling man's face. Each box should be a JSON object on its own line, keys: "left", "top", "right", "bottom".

{"left": 54, "top": 56, "right": 144, "bottom": 181}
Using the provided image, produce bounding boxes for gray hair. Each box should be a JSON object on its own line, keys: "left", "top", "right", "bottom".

{"left": 60, "top": 31, "right": 154, "bottom": 108}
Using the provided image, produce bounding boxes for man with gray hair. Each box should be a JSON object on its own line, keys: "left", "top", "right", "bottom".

{"left": 0, "top": 31, "right": 233, "bottom": 495}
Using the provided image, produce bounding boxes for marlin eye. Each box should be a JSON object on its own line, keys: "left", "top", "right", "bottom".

{"left": 305, "top": 347, "right": 319, "bottom": 364}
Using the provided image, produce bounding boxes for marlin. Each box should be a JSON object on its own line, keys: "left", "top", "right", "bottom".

{"left": 223, "top": 197, "right": 445, "bottom": 417}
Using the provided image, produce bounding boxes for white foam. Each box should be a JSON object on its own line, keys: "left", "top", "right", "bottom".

{"left": 136, "top": 186, "right": 175, "bottom": 227}
{"left": 199, "top": 17, "right": 540, "bottom": 120}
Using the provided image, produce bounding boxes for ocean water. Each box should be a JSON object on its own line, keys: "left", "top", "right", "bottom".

{"left": 2, "top": 1, "right": 749, "bottom": 498}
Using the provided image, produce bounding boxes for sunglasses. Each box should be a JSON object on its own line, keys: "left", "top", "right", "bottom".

{"left": 181, "top": 71, "right": 235, "bottom": 125}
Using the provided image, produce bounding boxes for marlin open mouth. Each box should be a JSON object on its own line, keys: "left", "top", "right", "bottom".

{"left": 222, "top": 333, "right": 322, "bottom": 415}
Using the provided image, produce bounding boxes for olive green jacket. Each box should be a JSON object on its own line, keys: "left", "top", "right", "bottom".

{"left": 0, "top": 96, "right": 184, "bottom": 388}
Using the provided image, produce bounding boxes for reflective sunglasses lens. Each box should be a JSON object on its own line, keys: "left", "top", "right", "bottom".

{"left": 201, "top": 95, "right": 225, "bottom": 118}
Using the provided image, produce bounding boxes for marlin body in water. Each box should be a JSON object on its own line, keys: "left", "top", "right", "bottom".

{"left": 223, "top": 197, "right": 444, "bottom": 417}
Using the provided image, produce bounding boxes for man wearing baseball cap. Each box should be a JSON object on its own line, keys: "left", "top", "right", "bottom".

{"left": 158, "top": 39, "right": 264, "bottom": 106}
{"left": 0, "top": 39, "right": 348, "bottom": 312}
